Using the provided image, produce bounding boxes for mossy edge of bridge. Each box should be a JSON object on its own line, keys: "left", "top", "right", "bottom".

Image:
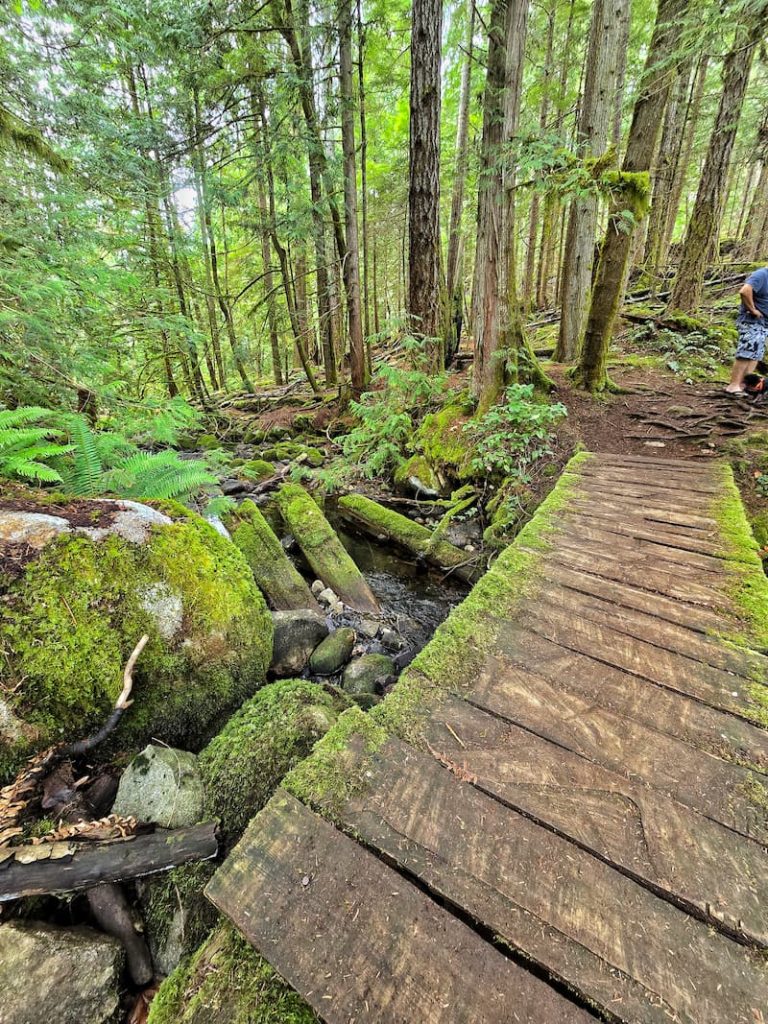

{"left": 284, "top": 451, "right": 593, "bottom": 817}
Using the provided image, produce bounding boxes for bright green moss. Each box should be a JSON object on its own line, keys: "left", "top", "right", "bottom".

{"left": 238, "top": 459, "right": 275, "bottom": 482}
{"left": 393, "top": 455, "right": 443, "bottom": 494}
{"left": 148, "top": 921, "right": 318, "bottom": 1024}
{"left": 710, "top": 465, "right": 768, "bottom": 651}
{"left": 0, "top": 510, "right": 273, "bottom": 780}
{"left": 199, "top": 680, "right": 349, "bottom": 839}
{"left": 413, "top": 402, "right": 474, "bottom": 480}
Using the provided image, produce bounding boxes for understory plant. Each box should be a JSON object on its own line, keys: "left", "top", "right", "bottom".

{"left": 0, "top": 406, "right": 217, "bottom": 502}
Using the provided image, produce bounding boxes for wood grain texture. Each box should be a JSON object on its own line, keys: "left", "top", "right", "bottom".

{"left": 206, "top": 791, "right": 592, "bottom": 1024}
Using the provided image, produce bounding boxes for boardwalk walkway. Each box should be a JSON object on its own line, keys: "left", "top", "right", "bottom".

{"left": 207, "top": 453, "right": 768, "bottom": 1023}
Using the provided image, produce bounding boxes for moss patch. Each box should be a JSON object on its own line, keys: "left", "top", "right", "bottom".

{"left": 710, "top": 464, "right": 768, "bottom": 652}
{"left": 199, "top": 679, "right": 349, "bottom": 840}
{"left": 147, "top": 921, "right": 318, "bottom": 1024}
{"left": 412, "top": 402, "right": 474, "bottom": 481}
{"left": 0, "top": 509, "right": 273, "bottom": 780}
{"left": 238, "top": 460, "right": 275, "bottom": 482}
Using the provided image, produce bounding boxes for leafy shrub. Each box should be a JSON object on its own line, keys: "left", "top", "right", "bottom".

{"left": 464, "top": 384, "right": 566, "bottom": 481}
{"left": 333, "top": 349, "right": 448, "bottom": 480}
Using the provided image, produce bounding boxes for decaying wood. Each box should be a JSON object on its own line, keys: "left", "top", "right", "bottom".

{"left": 0, "top": 823, "right": 217, "bottom": 901}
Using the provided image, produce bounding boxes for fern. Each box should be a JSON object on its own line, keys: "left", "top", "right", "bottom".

{"left": 101, "top": 451, "right": 217, "bottom": 501}
{"left": 57, "top": 414, "right": 104, "bottom": 496}
{"left": 0, "top": 407, "right": 71, "bottom": 484}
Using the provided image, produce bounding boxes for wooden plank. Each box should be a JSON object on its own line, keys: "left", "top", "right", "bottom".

{"left": 574, "top": 476, "right": 718, "bottom": 511}
{"left": 570, "top": 497, "right": 719, "bottom": 531}
{"left": 519, "top": 599, "right": 764, "bottom": 721}
{"left": 578, "top": 464, "right": 720, "bottom": 494}
{"left": 562, "top": 510, "right": 725, "bottom": 557}
{"left": 536, "top": 543, "right": 731, "bottom": 608}
{"left": 539, "top": 560, "right": 733, "bottom": 636}
{"left": 206, "top": 791, "right": 590, "bottom": 1024}
{"left": 0, "top": 823, "right": 218, "bottom": 901}
{"left": 463, "top": 643, "right": 768, "bottom": 841}
{"left": 568, "top": 501, "right": 720, "bottom": 539}
{"left": 590, "top": 453, "right": 720, "bottom": 474}
{"left": 487, "top": 620, "right": 768, "bottom": 770}
{"left": 557, "top": 521, "right": 729, "bottom": 573}
{"left": 553, "top": 531, "right": 725, "bottom": 583}
{"left": 531, "top": 579, "right": 767, "bottom": 678}
{"left": 339, "top": 729, "right": 768, "bottom": 966}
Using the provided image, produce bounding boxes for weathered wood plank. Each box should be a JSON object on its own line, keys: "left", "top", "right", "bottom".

{"left": 557, "top": 521, "right": 729, "bottom": 573}
{"left": 486, "top": 621, "right": 768, "bottom": 769}
{"left": 569, "top": 497, "right": 719, "bottom": 531}
{"left": 519, "top": 599, "right": 764, "bottom": 721}
{"left": 590, "top": 453, "right": 720, "bottom": 474}
{"left": 574, "top": 476, "right": 718, "bottom": 512}
{"left": 337, "top": 724, "right": 768, "bottom": 970}
{"left": 535, "top": 543, "right": 730, "bottom": 608}
{"left": 531, "top": 579, "right": 767, "bottom": 678}
{"left": 578, "top": 464, "right": 721, "bottom": 494}
{"left": 461, "top": 645, "right": 768, "bottom": 841}
{"left": 562, "top": 510, "right": 725, "bottom": 557}
{"left": 553, "top": 532, "right": 725, "bottom": 585}
{"left": 206, "top": 792, "right": 591, "bottom": 1024}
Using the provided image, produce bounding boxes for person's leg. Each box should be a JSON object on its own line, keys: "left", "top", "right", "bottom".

{"left": 726, "top": 357, "right": 757, "bottom": 392}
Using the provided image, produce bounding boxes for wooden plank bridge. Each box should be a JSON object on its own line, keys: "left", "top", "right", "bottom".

{"left": 207, "top": 453, "right": 768, "bottom": 1023}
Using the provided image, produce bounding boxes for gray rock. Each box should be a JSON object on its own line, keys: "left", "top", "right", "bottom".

{"left": 221, "top": 477, "right": 254, "bottom": 495}
{"left": 204, "top": 515, "right": 232, "bottom": 541}
{"left": 138, "top": 583, "right": 184, "bottom": 641}
{"left": 342, "top": 653, "right": 395, "bottom": 696}
{"left": 0, "top": 921, "right": 123, "bottom": 1024}
{"left": 0, "top": 512, "right": 71, "bottom": 549}
{"left": 311, "top": 579, "right": 325, "bottom": 596}
{"left": 270, "top": 609, "right": 329, "bottom": 676}
{"left": 358, "top": 617, "right": 380, "bottom": 639}
{"left": 113, "top": 744, "right": 205, "bottom": 828}
{"left": 309, "top": 627, "right": 356, "bottom": 676}
{"left": 380, "top": 628, "right": 403, "bottom": 651}
{"left": 317, "top": 586, "right": 339, "bottom": 607}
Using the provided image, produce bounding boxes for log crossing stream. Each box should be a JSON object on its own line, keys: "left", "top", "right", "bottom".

{"left": 207, "top": 452, "right": 768, "bottom": 1023}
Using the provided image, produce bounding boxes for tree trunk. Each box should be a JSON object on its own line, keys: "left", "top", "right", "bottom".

{"left": 338, "top": 0, "right": 367, "bottom": 391}
{"left": 577, "top": 0, "right": 690, "bottom": 391}
{"left": 252, "top": 92, "right": 284, "bottom": 386}
{"left": 555, "top": 0, "right": 630, "bottom": 362}
{"left": 668, "top": 14, "right": 764, "bottom": 313}
{"left": 357, "top": 0, "right": 371, "bottom": 341}
{"left": 739, "top": 106, "right": 768, "bottom": 259}
{"left": 472, "top": 0, "right": 539, "bottom": 412}
{"left": 445, "top": 0, "right": 476, "bottom": 359}
{"left": 407, "top": 0, "right": 444, "bottom": 368}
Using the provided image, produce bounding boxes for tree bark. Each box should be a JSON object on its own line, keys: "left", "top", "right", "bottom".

{"left": 555, "top": 0, "right": 630, "bottom": 362}
{"left": 668, "top": 13, "right": 765, "bottom": 313}
{"left": 739, "top": 106, "right": 768, "bottom": 259}
{"left": 407, "top": 0, "right": 444, "bottom": 368}
{"left": 577, "top": 0, "right": 690, "bottom": 391}
{"left": 339, "top": 0, "right": 366, "bottom": 391}
{"left": 445, "top": 0, "right": 476, "bottom": 359}
{"left": 357, "top": 0, "right": 371, "bottom": 341}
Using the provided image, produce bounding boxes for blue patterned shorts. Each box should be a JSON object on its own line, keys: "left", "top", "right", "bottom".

{"left": 736, "top": 314, "right": 768, "bottom": 361}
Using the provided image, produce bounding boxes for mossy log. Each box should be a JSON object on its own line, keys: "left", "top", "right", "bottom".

{"left": 226, "top": 500, "right": 321, "bottom": 613}
{"left": 337, "top": 494, "right": 479, "bottom": 583}
{"left": 276, "top": 484, "right": 380, "bottom": 614}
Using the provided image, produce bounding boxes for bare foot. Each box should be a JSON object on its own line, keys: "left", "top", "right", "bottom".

{"left": 724, "top": 385, "right": 745, "bottom": 393}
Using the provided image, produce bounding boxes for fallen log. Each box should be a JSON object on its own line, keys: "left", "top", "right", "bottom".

{"left": 337, "top": 494, "right": 481, "bottom": 584}
{"left": 0, "top": 822, "right": 218, "bottom": 902}
{"left": 226, "top": 500, "right": 321, "bottom": 612}
{"left": 276, "top": 484, "right": 380, "bottom": 614}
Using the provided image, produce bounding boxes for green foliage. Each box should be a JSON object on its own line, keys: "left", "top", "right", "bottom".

{"left": 109, "top": 397, "right": 203, "bottom": 447}
{"left": 628, "top": 324, "right": 730, "bottom": 380}
{"left": 0, "top": 407, "right": 218, "bottom": 502}
{"left": 0, "top": 406, "right": 71, "bottom": 483}
{"left": 464, "top": 385, "right": 566, "bottom": 480}
{"left": 333, "top": 357, "right": 448, "bottom": 480}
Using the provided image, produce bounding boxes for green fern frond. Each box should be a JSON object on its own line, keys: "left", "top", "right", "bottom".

{"left": 0, "top": 407, "right": 55, "bottom": 429}
{"left": 102, "top": 451, "right": 217, "bottom": 501}
{"left": 58, "top": 414, "right": 104, "bottom": 496}
{"left": 0, "top": 406, "right": 69, "bottom": 486}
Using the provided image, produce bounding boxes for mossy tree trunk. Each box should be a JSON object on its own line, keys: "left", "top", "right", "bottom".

{"left": 555, "top": 0, "right": 629, "bottom": 363}
{"left": 668, "top": 14, "right": 764, "bottom": 313}
{"left": 576, "top": 0, "right": 689, "bottom": 392}
{"left": 739, "top": 106, "right": 768, "bottom": 259}
{"left": 407, "top": 0, "right": 445, "bottom": 371}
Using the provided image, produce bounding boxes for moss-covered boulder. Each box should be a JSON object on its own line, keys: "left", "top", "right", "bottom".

{"left": 0, "top": 499, "right": 273, "bottom": 781}
{"left": 147, "top": 922, "right": 317, "bottom": 1024}
{"left": 237, "top": 459, "right": 275, "bottom": 482}
{"left": 393, "top": 454, "right": 443, "bottom": 497}
{"left": 410, "top": 402, "right": 474, "bottom": 485}
{"left": 198, "top": 678, "right": 348, "bottom": 840}
{"left": 308, "top": 628, "right": 356, "bottom": 676}
{"left": 262, "top": 442, "right": 324, "bottom": 467}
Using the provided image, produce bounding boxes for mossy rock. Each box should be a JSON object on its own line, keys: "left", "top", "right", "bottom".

{"left": 412, "top": 402, "right": 474, "bottom": 483}
{"left": 196, "top": 433, "right": 222, "bottom": 451}
{"left": 0, "top": 499, "right": 273, "bottom": 781}
{"left": 237, "top": 460, "right": 275, "bottom": 482}
{"left": 393, "top": 455, "right": 444, "bottom": 496}
{"left": 198, "top": 678, "right": 349, "bottom": 840}
{"left": 262, "top": 442, "right": 324, "bottom": 468}
{"left": 147, "top": 921, "right": 318, "bottom": 1024}
{"left": 309, "top": 628, "right": 356, "bottom": 676}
